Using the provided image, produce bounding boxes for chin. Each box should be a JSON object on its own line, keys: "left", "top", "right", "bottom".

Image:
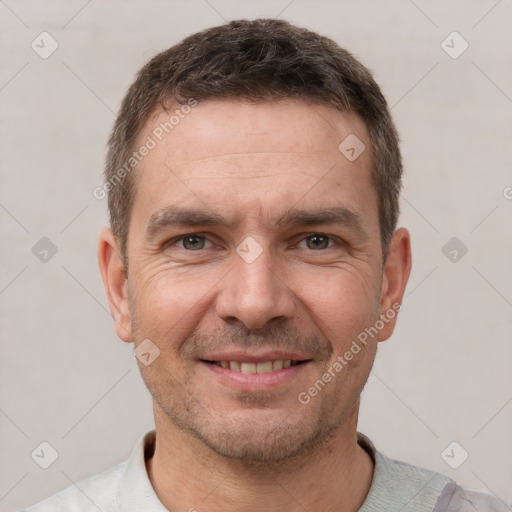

{"left": 170, "top": 404, "right": 341, "bottom": 464}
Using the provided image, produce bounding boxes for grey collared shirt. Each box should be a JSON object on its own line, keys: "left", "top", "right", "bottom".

{"left": 22, "top": 430, "right": 508, "bottom": 511}
{"left": 356, "top": 434, "right": 508, "bottom": 511}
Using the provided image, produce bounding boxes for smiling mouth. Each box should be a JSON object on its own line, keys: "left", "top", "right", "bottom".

{"left": 203, "top": 360, "right": 309, "bottom": 374}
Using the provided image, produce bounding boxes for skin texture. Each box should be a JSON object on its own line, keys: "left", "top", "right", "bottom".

{"left": 98, "top": 99, "right": 412, "bottom": 511}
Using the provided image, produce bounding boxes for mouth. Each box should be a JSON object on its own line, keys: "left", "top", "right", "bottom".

{"left": 203, "top": 359, "right": 308, "bottom": 374}
{"left": 200, "top": 353, "right": 312, "bottom": 392}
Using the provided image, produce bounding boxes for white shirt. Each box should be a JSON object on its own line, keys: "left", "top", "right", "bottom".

{"left": 22, "top": 430, "right": 508, "bottom": 511}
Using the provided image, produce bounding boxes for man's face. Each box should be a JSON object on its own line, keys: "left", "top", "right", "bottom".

{"left": 118, "top": 99, "right": 393, "bottom": 462}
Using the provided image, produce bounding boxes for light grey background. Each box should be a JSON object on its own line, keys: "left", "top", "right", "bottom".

{"left": 1, "top": 1, "right": 511, "bottom": 510}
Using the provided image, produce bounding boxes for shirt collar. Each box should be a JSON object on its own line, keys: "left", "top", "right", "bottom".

{"left": 118, "top": 430, "right": 167, "bottom": 511}
{"left": 118, "top": 429, "right": 450, "bottom": 512}
{"left": 357, "top": 432, "right": 450, "bottom": 511}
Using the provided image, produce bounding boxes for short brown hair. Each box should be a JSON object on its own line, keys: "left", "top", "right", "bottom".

{"left": 105, "top": 18, "right": 402, "bottom": 265}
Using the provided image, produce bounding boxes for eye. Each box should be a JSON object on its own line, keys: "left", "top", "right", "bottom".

{"left": 173, "top": 234, "right": 213, "bottom": 251}
{"left": 297, "top": 234, "right": 335, "bottom": 250}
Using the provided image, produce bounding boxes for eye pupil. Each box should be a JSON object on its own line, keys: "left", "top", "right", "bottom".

{"left": 183, "top": 236, "right": 204, "bottom": 250}
{"left": 306, "top": 235, "right": 329, "bottom": 250}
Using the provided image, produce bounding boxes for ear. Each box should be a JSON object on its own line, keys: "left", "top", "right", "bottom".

{"left": 97, "top": 228, "right": 132, "bottom": 342}
{"left": 378, "top": 227, "right": 412, "bottom": 341}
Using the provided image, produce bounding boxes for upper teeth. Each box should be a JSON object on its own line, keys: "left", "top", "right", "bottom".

{"left": 217, "top": 360, "right": 293, "bottom": 373}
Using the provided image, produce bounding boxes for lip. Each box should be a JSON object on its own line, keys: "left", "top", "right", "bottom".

{"left": 200, "top": 359, "right": 312, "bottom": 392}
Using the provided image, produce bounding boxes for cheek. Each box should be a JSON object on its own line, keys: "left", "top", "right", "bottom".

{"left": 296, "top": 266, "right": 381, "bottom": 348}
{"left": 130, "top": 267, "right": 216, "bottom": 344}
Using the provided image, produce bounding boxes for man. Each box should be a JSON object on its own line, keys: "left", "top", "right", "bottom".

{"left": 24, "top": 18, "right": 506, "bottom": 512}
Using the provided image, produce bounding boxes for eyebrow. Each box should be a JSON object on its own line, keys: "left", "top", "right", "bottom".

{"left": 145, "top": 205, "right": 366, "bottom": 240}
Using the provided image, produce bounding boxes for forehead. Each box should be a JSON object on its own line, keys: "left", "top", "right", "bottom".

{"left": 143, "top": 99, "right": 369, "bottom": 162}
{"left": 130, "top": 99, "right": 377, "bottom": 234}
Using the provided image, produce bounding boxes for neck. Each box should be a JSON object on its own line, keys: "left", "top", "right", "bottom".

{"left": 146, "top": 401, "right": 374, "bottom": 512}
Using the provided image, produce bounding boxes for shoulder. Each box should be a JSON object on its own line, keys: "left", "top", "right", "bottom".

{"left": 357, "top": 433, "right": 509, "bottom": 512}
{"left": 20, "top": 430, "right": 157, "bottom": 512}
{"left": 433, "top": 481, "right": 510, "bottom": 512}
{"left": 21, "top": 462, "right": 127, "bottom": 512}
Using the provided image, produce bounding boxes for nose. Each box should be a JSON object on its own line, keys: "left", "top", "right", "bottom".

{"left": 215, "top": 245, "right": 296, "bottom": 330}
